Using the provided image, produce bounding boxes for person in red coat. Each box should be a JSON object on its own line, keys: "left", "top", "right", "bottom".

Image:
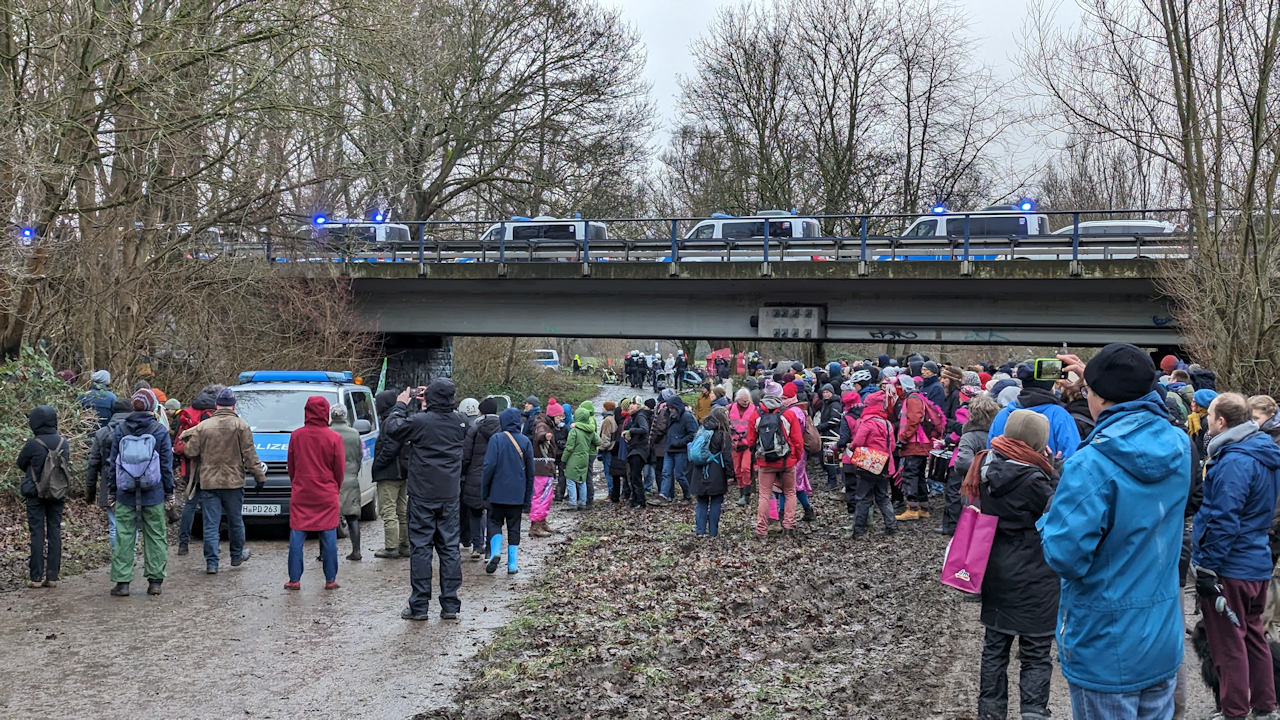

{"left": 285, "top": 396, "right": 345, "bottom": 590}
{"left": 744, "top": 381, "right": 805, "bottom": 539}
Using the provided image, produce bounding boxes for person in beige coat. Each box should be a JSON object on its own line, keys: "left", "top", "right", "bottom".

{"left": 330, "top": 405, "right": 364, "bottom": 561}
{"left": 179, "top": 388, "right": 266, "bottom": 573}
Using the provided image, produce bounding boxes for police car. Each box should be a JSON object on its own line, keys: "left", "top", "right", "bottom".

{"left": 230, "top": 371, "right": 380, "bottom": 523}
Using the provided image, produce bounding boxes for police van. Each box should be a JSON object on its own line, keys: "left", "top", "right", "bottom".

{"left": 229, "top": 371, "right": 380, "bottom": 522}
{"left": 684, "top": 210, "right": 822, "bottom": 242}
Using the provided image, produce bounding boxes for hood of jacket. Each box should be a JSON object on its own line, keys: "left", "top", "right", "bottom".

{"left": 375, "top": 389, "right": 399, "bottom": 418}
{"left": 1211, "top": 424, "right": 1280, "bottom": 469}
{"left": 304, "top": 396, "right": 331, "bottom": 427}
{"left": 841, "top": 391, "right": 862, "bottom": 410}
{"left": 573, "top": 404, "right": 596, "bottom": 432}
{"left": 983, "top": 452, "right": 1042, "bottom": 499}
{"left": 1262, "top": 412, "right": 1280, "bottom": 436}
{"left": 28, "top": 405, "right": 57, "bottom": 435}
{"left": 192, "top": 392, "right": 216, "bottom": 411}
{"left": 474, "top": 412, "right": 502, "bottom": 437}
{"left": 1016, "top": 386, "right": 1062, "bottom": 409}
{"left": 499, "top": 407, "right": 523, "bottom": 433}
{"left": 424, "top": 378, "right": 456, "bottom": 412}
{"left": 667, "top": 395, "right": 687, "bottom": 414}
{"left": 1085, "top": 391, "right": 1183, "bottom": 484}
{"left": 123, "top": 411, "right": 162, "bottom": 436}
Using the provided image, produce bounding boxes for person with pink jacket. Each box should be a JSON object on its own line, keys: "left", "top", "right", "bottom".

{"left": 837, "top": 391, "right": 898, "bottom": 538}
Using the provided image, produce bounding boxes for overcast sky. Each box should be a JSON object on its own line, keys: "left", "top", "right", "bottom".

{"left": 606, "top": 0, "right": 1083, "bottom": 164}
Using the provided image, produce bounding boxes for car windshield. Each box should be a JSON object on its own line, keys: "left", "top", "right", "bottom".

{"left": 235, "top": 389, "right": 339, "bottom": 433}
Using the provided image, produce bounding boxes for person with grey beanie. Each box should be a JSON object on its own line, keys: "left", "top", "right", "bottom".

{"left": 79, "top": 370, "right": 118, "bottom": 428}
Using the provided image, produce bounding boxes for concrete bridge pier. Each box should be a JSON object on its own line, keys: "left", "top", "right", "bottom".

{"left": 380, "top": 334, "right": 453, "bottom": 391}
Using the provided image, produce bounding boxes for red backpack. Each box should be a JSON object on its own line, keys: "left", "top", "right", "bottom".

{"left": 909, "top": 393, "right": 946, "bottom": 441}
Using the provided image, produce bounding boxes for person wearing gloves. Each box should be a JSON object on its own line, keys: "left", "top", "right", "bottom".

{"left": 330, "top": 404, "right": 365, "bottom": 561}
{"left": 1192, "top": 392, "right": 1280, "bottom": 720}
{"left": 107, "top": 391, "right": 175, "bottom": 597}
{"left": 1037, "top": 344, "right": 1189, "bottom": 717}
{"left": 961, "top": 410, "right": 1059, "bottom": 720}
{"left": 481, "top": 408, "right": 535, "bottom": 575}
{"left": 179, "top": 388, "right": 266, "bottom": 573}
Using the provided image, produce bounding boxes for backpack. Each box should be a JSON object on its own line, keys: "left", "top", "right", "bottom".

{"left": 34, "top": 438, "right": 70, "bottom": 501}
{"left": 115, "top": 432, "right": 162, "bottom": 494}
{"left": 798, "top": 410, "right": 821, "bottom": 453}
{"left": 911, "top": 393, "right": 946, "bottom": 441}
{"left": 754, "top": 412, "right": 792, "bottom": 463}
{"left": 688, "top": 427, "right": 720, "bottom": 467}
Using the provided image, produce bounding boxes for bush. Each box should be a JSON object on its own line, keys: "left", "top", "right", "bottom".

{"left": 0, "top": 345, "right": 98, "bottom": 496}
{"left": 453, "top": 337, "right": 600, "bottom": 409}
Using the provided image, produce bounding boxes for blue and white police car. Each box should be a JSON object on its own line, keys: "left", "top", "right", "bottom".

{"left": 230, "top": 371, "right": 380, "bottom": 523}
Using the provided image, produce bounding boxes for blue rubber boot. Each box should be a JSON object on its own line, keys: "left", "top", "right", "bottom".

{"left": 486, "top": 535, "right": 503, "bottom": 574}
{"left": 507, "top": 545, "right": 519, "bottom": 574}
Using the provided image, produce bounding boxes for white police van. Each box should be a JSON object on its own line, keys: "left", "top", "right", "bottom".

{"left": 479, "top": 216, "right": 607, "bottom": 244}
{"left": 230, "top": 371, "right": 379, "bottom": 522}
{"left": 684, "top": 210, "right": 822, "bottom": 241}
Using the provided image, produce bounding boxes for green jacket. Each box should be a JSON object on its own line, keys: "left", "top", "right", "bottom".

{"left": 563, "top": 404, "right": 599, "bottom": 481}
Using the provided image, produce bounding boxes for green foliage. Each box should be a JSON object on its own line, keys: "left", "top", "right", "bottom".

{"left": 455, "top": 368, "right": 599, "bottom": 410}
{"left": 0, "top": 345, "right": 97, "bottom": 495}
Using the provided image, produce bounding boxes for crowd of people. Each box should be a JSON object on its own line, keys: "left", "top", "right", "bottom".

{"left": 15, "top": 344, "right": 1280, "bottom": 719}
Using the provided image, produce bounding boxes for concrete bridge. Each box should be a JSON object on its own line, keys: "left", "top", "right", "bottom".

{"left": 275, "top": 259, "right": 1180, "bottom": 347}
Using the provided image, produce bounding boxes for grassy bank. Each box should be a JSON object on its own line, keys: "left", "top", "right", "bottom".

{"left": 455, "top": 370, "right": 600, "bottom": 410}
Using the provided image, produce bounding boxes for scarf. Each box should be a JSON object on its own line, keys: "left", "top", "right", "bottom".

{"left": 1187, "top": 409, "right": 1206, "bottom": 439}
{"left": 961, "top": 436, "right": 1055, "bottom": 499}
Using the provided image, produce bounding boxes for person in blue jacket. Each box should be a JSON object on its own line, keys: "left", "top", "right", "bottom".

{"left": 661, "top": 394, "right": 698, "bottom": 502}
{"left": 1191, "top": 392, "right": 1280, "bottom": 719}
{"left": 482, "top": 408, "right": 535, "bottom": 575}
{"left": 78, "top": 369, "right": 117, "bottom": 428}
{"left": 988, "top": 363, "right": 1081, "bottom": 460}
{"left": 1037, "top": 344, "right": 1189, "bottom": 718}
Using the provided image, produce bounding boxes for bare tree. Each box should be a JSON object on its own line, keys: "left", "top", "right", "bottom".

{"left": 1025, "top": 0, "right": 1280, "bottom": 392}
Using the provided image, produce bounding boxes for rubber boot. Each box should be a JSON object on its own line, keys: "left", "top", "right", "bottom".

{"left": 507, "top": 545, "right": 519, "bottom": 574}
{"left": 486, "top": 534, "right": 503, "bottom": 574}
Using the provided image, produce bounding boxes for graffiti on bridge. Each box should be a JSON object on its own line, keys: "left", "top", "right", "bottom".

{"left": 868, "top": 329, "right": 918, "bottom": 341}
{"left": 963, "top": 329, "right": 1011, "bottom": 343}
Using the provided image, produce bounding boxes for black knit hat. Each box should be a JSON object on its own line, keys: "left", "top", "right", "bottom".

{"left": 1085, "top": 343, "right": 1156, "bottom": 403}
{"left": 478, "top": 397, "right": 498, "bottom": 415}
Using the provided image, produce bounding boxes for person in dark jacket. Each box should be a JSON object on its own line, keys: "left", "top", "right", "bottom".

{"left": 623, "top": 399, "right": 651, "bottom": 509}
{"left": 1192, "top": 393, "right": 1280, "bottom": 719}
{"left": 816, "top": 384, "right": 843, "bottom": 491}
{"left": 85, "top": 398, "right": 133, "bottom": 551}
{"left": 919, "top": 361, "right": 947, "bottom": 409}
{"left": 460, "top": 397, "right": 500, "bottom": 560}
{"left": 520, "top": 395, "right": 541, "bottom": 439}
{"left": 482, "top": 408, "right": 535, "bottom": 575}
{"left": 964, "top": 410, "right": 1059, "bottom": 720}
{"left": 17, "top": 405, "right": 71, "bottom": 588}
{"left": 660, "top": 395, "right": 698, "bottom": 502}
{"left": 988, "top": 365, "right": 1082, "bottom": 461}
{"left": 384, "top": 379, "right": 469, "bottom": 621}
{"left": 690, "top": 407, "right": 734, "bottom": 536}
{"left": 372, "top": 389, "right": 409, "bottom": 559}
{"left": 78, "top": 369, "right": 117, "bottom": 428}
{"left": 106, "top": 391, "right": 175, "bottom": 597}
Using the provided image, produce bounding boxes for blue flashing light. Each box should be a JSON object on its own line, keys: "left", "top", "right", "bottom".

{"left": 372, "top": 211, "right": 385, "bottom": 223}
{"left": 710, "top": 212, "right": 734, "bottom": 219}
{"left": 237, "top": 370, "right": 354, "bottom": 384}
{"left": 20, "top": 227, "right": 34, "bottom": 238}
{"left": 930, "top": 204, "right": 947, "bottom": 215}
{"left": 573, "top": 212, "right": 583, "bottom": 219}
{"left": 1018, "top": 200, "right": 1035, "bottom": 212}
{"left": 509, "top": 216, "right": 532, "bottom": 222}
{"left": 312, "top": 214, "right": 328, "bottom": 226}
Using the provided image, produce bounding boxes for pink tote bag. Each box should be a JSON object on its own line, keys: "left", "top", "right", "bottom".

{"left": 940, "top": 505, "right": 998, "bottom": 594}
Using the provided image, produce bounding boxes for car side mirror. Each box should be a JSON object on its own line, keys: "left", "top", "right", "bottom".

{"left": 354, "top": 419, "right": 372, "bottom": 434}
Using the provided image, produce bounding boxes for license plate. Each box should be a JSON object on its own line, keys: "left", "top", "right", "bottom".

{"left": 242, "top": 504, "right": 281, "bottom": 516}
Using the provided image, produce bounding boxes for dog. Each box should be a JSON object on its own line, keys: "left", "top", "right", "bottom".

{"left": 1189, "top": 619, "right": 1280, "bottom": 710}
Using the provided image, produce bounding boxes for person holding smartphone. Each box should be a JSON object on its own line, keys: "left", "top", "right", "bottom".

{"left": 986, "top": 361, "right": 1081, "bottom": 461}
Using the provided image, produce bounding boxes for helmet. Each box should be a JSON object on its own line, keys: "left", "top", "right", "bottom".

{"left": 850, "top": 369, "right": 872, "bottom": 384}
{"left": 458, "top": 397, "right": 480, "bottom": 417}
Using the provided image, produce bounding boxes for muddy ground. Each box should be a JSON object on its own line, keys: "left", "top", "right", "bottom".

{"left": 421, "top": 476, "right": 1218, "bottom": 720}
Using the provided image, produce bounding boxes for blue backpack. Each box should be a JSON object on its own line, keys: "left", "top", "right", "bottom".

{"left": 688, "top": 427, "right": 722, "bottom": 467}
{"left": 115, "top": 432, "right": 161, "bottom": 493}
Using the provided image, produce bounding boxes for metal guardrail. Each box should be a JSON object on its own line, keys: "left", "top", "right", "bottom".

{"left": 186, "top": 209, "right": 1196, "bottom": 266}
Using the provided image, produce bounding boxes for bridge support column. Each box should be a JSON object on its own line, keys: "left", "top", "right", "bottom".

{"left": 380, "top": 334, "right": 453, "bottom": 390}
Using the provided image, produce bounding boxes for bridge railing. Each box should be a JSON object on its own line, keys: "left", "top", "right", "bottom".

{"left": 214, "top": 208, "right": 1196, "bottom": 265}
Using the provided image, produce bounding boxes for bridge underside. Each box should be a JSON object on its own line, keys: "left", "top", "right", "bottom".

{"left": 315, "top": 259, "right": 1179, "bottom": 347}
